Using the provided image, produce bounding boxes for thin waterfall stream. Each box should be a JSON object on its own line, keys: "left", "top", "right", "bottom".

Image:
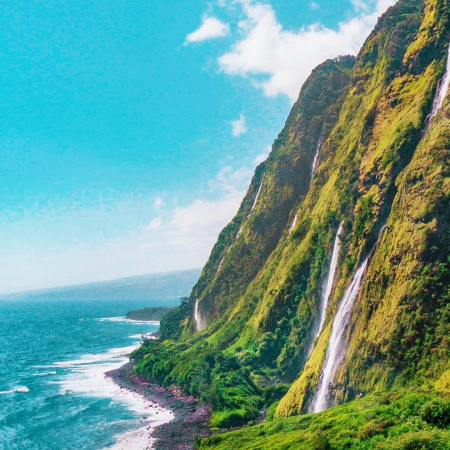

{"left": 215, "top": 174, "right": 264, "bottom": 274}
{"left": 250, "top": 174, "right": 265, "bottom": 212}
{"left": 429, "top": 44, "right": 450, "bottom": 120}
{"left": 311, "top": 139, "right": 322, "bottom": 176}
{"left": 315, "top": 223, "right": 343, "bottom": 339}
{"left": 288, "top": 212, "right": 298, "bottom": 237}
{"left": 310, "top": 258, "right": 368, "bottom": 413}
{"left": 305, "top": 223, "right": 343, "bottom": 360}
{"left": 194, "top": 299, "right": 206, "bottom": 332}
{"left": 288, "top": 138, "right": 322, "bottom": 238}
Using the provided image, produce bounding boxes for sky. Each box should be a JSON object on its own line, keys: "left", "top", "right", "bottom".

{"left": 0, "top": 0, "right": 396, "bottom": 293}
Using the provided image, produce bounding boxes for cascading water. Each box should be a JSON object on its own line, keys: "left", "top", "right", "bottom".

{"left": 216, "top": 225, "right": 244, "bottom": 274}
{"left": 315, "top": 223, "right": 343, "bottom": 339}
{"left": 288, "top": 212, "right": 298, "bottom": 237}
{"left": 311, "top": 139, "right": 322, "bottom": 176}
{"left": 288, "top": 139, "right": 321, "bottom": 238}
{"left": 429, "top": 44, "right": 450, "bottom": 120}
{"left": 194, "top": 299, "right": 206, "bottom": 332}
{"left": 251, "top": 174, "right": 265, "bottom": 212}
{"left": 216, "top": 174, "right": 264, "bottom": 274}
{"left": 310, "top": 258, "right": 368, "bottom": 413}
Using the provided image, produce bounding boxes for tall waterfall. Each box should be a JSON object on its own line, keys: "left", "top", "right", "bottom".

{"left": 429, "top": 44, "right": 450, "bottom": 120}
{"left": 194, "top": 299, "right": 206, "bottom": 332}
{"left": 310, "top": 258, "right": 368, "bottom": 413}
{"left": 315, "top": 223, "right": 343, "bottom": 339}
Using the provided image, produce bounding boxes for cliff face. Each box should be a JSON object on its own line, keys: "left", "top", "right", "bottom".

{"left": 189, "top": 55, "right": 355, "bottom": 327}
{"left": 132, "top": 0, "right": 449, "bottom": 435}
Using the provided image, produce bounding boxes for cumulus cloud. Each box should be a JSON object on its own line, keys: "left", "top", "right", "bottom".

{"left": 231, "top": 114, "right": 248, "bottom": 136}
{"left": 218, "top": 0, "right": 396, "bottom": 100}
{"left": 309, "top": 2, "right": 320, "bottom": 10}
{"left": 154, "top": 197, "right": 165, "bottom": 207}
{"left": 186, "top": 16, "right": 230, "bottom": 43}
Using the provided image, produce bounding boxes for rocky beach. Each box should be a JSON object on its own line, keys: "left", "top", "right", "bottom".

{"left": 107, "top": 362, "right": 211, "bottom": 450}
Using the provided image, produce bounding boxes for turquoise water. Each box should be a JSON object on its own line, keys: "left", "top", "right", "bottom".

{"left": 0, "top": 298, "right": 177, "bottom": 450}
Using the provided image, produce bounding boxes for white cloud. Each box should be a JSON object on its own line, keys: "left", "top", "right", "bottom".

{"left": 154, "top": 197, "right": 164, "bottom": 207}
{"left": 186, "top": 16, "right": 230, "bottom": 43}
{"left": 231, "top": 114, "right": 248, "bottom": 136}
{"left": 253, "top": 145, "right": 271, "bottom": 165}
{"left": 218, "top": 0, "right": 396, "bottom": 100}
{"left": 146, "top": 217, "right": 162, "bottom": 230}
{"left": 309, "top": 2, "right": 320, "bottom": 10}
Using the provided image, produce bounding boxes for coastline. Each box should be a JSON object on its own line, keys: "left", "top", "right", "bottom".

{"left": 107, "top": 361, "right": 211, "bottom": 450}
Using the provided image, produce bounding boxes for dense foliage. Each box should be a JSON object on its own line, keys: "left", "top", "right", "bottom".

{"left": 199, "top": 390, "right": 450, "bottom": 449}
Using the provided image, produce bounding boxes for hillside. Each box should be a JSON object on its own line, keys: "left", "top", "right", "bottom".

{"left": 130, "top": 0, "right": 450, "bottom": 447}
{"left": 0, "top": 268, "right": 201, "bottom": 301}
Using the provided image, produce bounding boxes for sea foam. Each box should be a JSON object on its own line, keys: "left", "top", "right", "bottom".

{"left": 0, "top": 386, "right": 30, "bottom": 395}
{"left": 50, "top": 339, "right": 173, "bottom": 449}
{"left": 98, "top": 317, "right": 160, "bottom": 325}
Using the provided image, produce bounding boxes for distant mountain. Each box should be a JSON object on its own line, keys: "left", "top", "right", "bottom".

{"left": 0, "top": 268, "right": 201, "bottom": 301}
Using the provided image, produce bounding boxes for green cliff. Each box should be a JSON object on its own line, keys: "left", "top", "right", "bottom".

{"left": 131, "top": 0, "right": 449, "bottom": 446}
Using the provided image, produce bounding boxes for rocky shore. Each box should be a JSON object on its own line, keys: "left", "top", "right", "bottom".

{"left": 106, "top": 362, "right": 211, "bottom": 450}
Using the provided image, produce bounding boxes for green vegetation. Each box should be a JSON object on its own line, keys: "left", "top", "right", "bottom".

{"left": 125, "top": 306, "right": 174, "bottom": 321}
{"left": 199, "top": 390, "right": 450, "bottom": 449}
{"left": 129, "top": 0, "right": 450, "bottom": 442}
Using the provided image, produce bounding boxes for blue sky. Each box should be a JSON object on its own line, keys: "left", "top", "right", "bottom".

{"left": 0, "top": 0, "right": 395, "bottom": 293}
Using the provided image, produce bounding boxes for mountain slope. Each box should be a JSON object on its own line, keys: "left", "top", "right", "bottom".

{"left": 130, "top": 0, "right": 449, "bottom": 437}
{"left": 189, "top": 55, "right": 355, "bottom": 329}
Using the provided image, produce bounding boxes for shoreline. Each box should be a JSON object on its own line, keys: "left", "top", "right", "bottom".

{"left": 107, "top": 361, "right": 211, "bottom": 450}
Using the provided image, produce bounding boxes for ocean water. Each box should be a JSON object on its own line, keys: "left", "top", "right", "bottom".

{"left": 0, "top": 298, "right": 177, "bottom": 450}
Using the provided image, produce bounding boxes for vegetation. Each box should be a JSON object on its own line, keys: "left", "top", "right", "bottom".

{"left": 199, "top": 390, "right": 450, "bottom": 449}
{"left": 126, "top": 306, "right": 174, "bottom": 321}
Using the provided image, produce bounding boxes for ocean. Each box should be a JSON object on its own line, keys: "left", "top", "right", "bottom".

{"left": 0, "top": 298, "right": 177, "bottom": 450}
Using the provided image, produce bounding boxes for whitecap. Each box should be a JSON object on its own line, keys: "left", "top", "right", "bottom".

{"left": 128, "top": 333, "right": 156, "bottom": 340}
{"left": 51, "top": 344, "right": 174, "bottom": 423}
{"left": 98, "top": 316, "right": 160, "bottom": 325}
{"left": 0, "top": 386, "right": 30, "bottom": 395}
{"left": 33, "top": 371, "right": 57, "bottom": 377}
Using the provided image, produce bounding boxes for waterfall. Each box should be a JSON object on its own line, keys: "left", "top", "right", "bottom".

{"left": 216, "top": 225, "right": 244, "bottom": 274}
{"left": 216, "top": 174, "right": 264, "bottom": 274}
{"left": 194, "top": 299, "right": 206, "bottom": 332}
{"left": 429, "top": 44, "right": 450, "bottom": 120}
{"left": 216, "top": 257, "right": 225, "bottom": 273}
{"left": 288, "top": 212, "right": 298, "bottom": 237}
{"left": 250, "top": 174, "right": 265, "bottom": 212}
{"left": 310, "top": 258, "right": 368, "bottom": 413}
{"left": 311, "top": 139, "right": 322, "bottom": 176}
{"left": 288, "top": 139, "right": 321, "bottom": 239}
{"left": 315, "top": 223, "right": 343, "bottom": 339}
